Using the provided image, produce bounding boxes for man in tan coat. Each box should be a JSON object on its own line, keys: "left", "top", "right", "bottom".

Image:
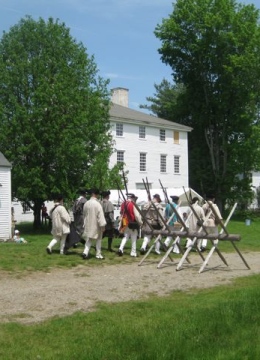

{"left": 46, "top": 194, "right": 71, "bottom": 255}
{"left": 82, "top": 189, "right": 106, "bottom": 259}
{"left": 140, "top": 194, "right": 164, "bottom": 255}
{"left": 199, "top": 194, "right": 223, "bottom": 251}
{"left": 185, "top": 197, "right": 205, "bottom": 249}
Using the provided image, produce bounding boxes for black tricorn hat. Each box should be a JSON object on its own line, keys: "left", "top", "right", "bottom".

{"left": 170, "top": 195, "right": 179, "bottom": 202}
{"left": 206, "top": 194, "right": 215, "bottom": 200}
{"left": 192, "top": 196, "right": 200, "bottom": 204}
{"left": 53, "top": 193, "right": 64, "bottom": 202}
{"left": 78, "top": 188, "right": 87, "bottom": 195}
{"left": 102, "top": 190, "right": 111, "bottom": 197}
{"left": 88, "top": 188, "right": 100, "bottom": 195}
{"left": 153, "top": 194, "right": 162, "bottom": 203}
{"left": 127, "top": 193, "right": 137, "bottom": 199}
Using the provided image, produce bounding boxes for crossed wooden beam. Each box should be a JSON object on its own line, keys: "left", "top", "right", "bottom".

{"left": 117, "top": 176, "right": 249, "bottom": 272}
{"left": 136, "top": 179, "right": 250, "bottom": 273}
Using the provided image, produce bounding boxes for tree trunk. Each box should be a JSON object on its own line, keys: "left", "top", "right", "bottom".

{"left": 33, "top": 199, "right": 44, "bottom": 229}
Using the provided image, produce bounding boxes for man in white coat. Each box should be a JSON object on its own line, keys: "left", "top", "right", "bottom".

{"left": 185, "top": 197, "right": 205, "bottom": 249}
{"left": 46, "top": 194, "right": 71, "bottom": 255}
{"left": 199, "top": 194, "right": 222, "bottom": 251}
{"left": 82, "top": 188, "right": 106, "bottom": 259}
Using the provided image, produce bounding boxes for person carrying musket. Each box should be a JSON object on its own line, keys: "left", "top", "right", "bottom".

{"left": 82, "top": 188, "right": 106, "bottom": 259}
{"left": 101, "top": 190, "right": 115, "bottom": 252}
{"left": 199, "top": 194, "right": 223, "bottom": 252}
{"left": 46, "top": 194, "right": 71, "bottom": 255}
{"left": 161, "top": 195, "right": 181, "bottom": 254}
{"left": 65, "top": 189, "right": 87, "bottom": 252}
{"left": 185, "top": 197, "right": 205, "bottom": 249}
{"left": 118, "top": 193, "right": 142, "bottom": 257}
{"left": 72, "top": 189, "right": 87, "bottom": 238}
{"left": 140, "top": 194, "right": 164, "bottom": 255}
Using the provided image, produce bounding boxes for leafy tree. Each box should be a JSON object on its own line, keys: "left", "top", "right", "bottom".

{"left": 140, "top": 79, "right": 188, "bottom": 122}
{"left": 0, "top": 16, "right": 114, "bottom": 227}
{"left": 151, "top": 0, "right": 260, "bottom": 210}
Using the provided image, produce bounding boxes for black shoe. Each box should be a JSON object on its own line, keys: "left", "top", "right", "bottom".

{"left": 46, "top": 247, "right": 51, "bottom": 255}
{"left": 140, "top": 248, "right": 146, "bottom": 255}
{"left": 200, "top": 247, "right": 206, "bottom": 252}
{"left": 108, "top": 248, "right": 115, "bottom": 252}
{"left": 82, "top": 253, "right": 88, "bottom": 260}
{"left": 118, "top": 249, "right": 123, "bottom": 256}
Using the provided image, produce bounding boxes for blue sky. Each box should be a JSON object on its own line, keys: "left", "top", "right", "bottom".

{"left": 0, "top": 0, "right": 259, "bottom": 112}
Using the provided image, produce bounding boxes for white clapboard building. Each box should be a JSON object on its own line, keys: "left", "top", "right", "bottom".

{"left": 109, "top": 88, "right": 192, "bottom": 190}
{"left": 0, "top": 152, "right": 12, "bottom": 241}
{"left": 250, "top": 172, "right": 260, "bottom": 209}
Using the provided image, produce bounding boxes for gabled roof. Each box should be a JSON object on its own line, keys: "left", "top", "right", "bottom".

{"left": 109, "top": 103, "right": 192, "bottom": 132}
{"left": 0, "top": 152, "right": 12, "bottom": 167}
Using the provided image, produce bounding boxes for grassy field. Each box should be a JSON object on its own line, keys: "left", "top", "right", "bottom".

{"left": 0, "top": 221, "right": 131, "bottom": 273}
{"left": 0, "top": 219, "right": 259, "bottom": 273}
{"left": 0, "top": 220, "right": 259, "bottom": 359}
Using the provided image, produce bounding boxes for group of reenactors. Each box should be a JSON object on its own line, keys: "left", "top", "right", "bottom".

{"left": 46, "top": 187, "right": 223, "bottom": 260}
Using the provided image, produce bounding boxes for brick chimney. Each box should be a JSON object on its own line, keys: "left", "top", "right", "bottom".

{"left": 111, "top": 87, "right": 129, "bottom": 107}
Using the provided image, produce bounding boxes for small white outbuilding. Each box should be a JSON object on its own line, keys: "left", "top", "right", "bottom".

{"left": 0, "top": 152, "right": 12, "bottom": 241}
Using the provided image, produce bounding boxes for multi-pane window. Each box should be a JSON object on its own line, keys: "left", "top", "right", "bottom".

{"left": 139, "top": 126, "right": 146, "bottom": 139}
{"left": 117, "top": 151, "right": 124, "bottom": 164}
{"left": 160, "top": 129, "right": 166, "bottom": 141}
{"left": 174, "top": 156, "right": 180, "bottom": 174}
{"left": 173, "top": 131, "right": 179, "bottom": 144}
{"left": 140, "top": 152, "right": 146, "bottom": 172}
{"left": 116, "top": 123, "right": 123, "bottom": 136}
{"left": 160, "top": 154, "right": 167, "bottom": 173}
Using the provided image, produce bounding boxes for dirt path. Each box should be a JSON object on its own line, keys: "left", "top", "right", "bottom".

{"left": 0, "top": 252, "right": 259, "bottom": 324}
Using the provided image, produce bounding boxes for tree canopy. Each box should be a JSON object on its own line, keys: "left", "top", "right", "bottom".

{"left": 150, "top": 0, "right": 260, "bottom": 209}
{"left": 0, "top": 16, "right": 115, "bottom": 226}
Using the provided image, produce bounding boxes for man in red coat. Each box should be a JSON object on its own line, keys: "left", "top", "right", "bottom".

{"left": 118, "top": 194, "right": 142, "bottom": 257}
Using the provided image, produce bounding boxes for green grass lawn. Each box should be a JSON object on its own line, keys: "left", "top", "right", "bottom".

{"left": 0, "top": 275, "right": 259, "bottom": 359}
{"left": 0, "top": 220, "right": 259, "bottom": 359}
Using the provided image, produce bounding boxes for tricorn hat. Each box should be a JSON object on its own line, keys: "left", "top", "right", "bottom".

{"left": 170, "top": 195, "right": 179, "bottom": 202}
{"left": 102, "top": 190, "right": 111, "bottom": 197}
{"left": 78, "top": 189, "right": 87, "bottom": 195}
{"left": 88, "top": 188, "right": 100, "bottom": 195}
{"left": 206, "top": 194, "right": 215, "bottom": 200}
{"left": 53, "top": 193, "right": 64, "bottom": 202}
{"left": 127, "top": 193, "right": 137, "bottom": 200}
{"left": 153, "top": 194, "right": 162, "bottom": 203}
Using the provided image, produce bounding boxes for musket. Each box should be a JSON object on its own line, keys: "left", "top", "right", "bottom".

{"left": 116, "top": 180, "right": 126, "bottom": 202}
{"left": 122, "top": 171, "right": 128, "bottom": 195}
{"left": 145, "top": 177, "right": 151, "bottom": 201}
{"left": 141, "top": 178, "right": 153, "bottom": 214}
